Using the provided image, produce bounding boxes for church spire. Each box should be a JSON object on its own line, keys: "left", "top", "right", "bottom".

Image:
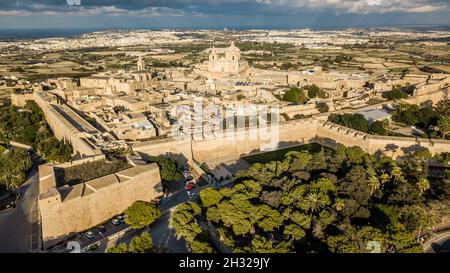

{"left": 137, "top": 56, "right": 145, "bottom": 70}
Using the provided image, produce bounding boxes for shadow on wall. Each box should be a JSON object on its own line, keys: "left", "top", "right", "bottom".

{"left": 238, "top": 140, "right": 311, "bottom": 159}
{"left": 384, "top": 144, "right": 400, "bottom": 157}
{"left": 138, "top": 152, "right": 189, "bottom": 169}
{"left": 401, "top": 144, "right": 431, "bottom": 156}
{"left": 137, "top": 152, "right": 189, "bottom": 195}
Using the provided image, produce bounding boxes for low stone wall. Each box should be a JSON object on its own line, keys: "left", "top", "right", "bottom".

{"left": 134, "top": 118, "right": 320, "bottom": 164}
{"left": 8, "top": 140, "right": 33, "bottom": 151}
{"left": 401, "top": 89, "right": 448, "bottom": 105}
{"left": 55, "top": 155, "right": 106, "bottom": 169}
{"left": 32, "top": 92, "right": 103, "bottom": 158}
{"left": 133, "top": 117, "right": 450, "bottom": 164}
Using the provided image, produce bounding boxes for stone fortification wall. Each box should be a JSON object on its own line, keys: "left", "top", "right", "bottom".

{"left": 38, "top": 163, "right": 163, "bottom": 247}
{"left": 133, "top": 118, "right": 450, "bottom": 164}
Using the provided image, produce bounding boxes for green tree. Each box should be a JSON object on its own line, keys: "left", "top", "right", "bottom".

{"left": 367, "top": 167, "right": 381, "bottom": 196}
{"left": 316, "top": 102, "right": 329, "bottom": 113}
{"left": 172, "top": 202, "right": 203, "bottom": 242}
{"left": 416, "top": 178, "right": 430, "bottom": 195}
{"left": 283, "top": 224, "right": 306, "bottom": 241}
{"left": 282, "top": 87, "right": 308, "bottom": 104}
{"left": 382, "top": 87, "right": 408, "bottom": 100}
{"left": 107, "top": 243, "right": 129, "bottom": 253}
{"left": 326, "top": 235, "right": 359, "bottom": 253}
{"left": 438, "top": 115, "right": 450, "bottom": 139}
{"left": 307, "top": 85, "right": 327, "bottom": 99}
{"left": 328, "top": 113, "right": 369, "bottom": 132}
{"left": 129, "top": 232, "right": 153, "bottom": 253}
{"left": 125, "top": 201, "right": 161, "bottom": 229}
{"left": 148, "top": 156, "right": 181, "bottom": 182}
{"left": 190, "top": 240, "right": 214, "bottom": 253}
{"left": 369, "top": 121, "right": 387, "bottom": 136}
{"left": 0, "top": 148, "right": 32, "bottom": 192}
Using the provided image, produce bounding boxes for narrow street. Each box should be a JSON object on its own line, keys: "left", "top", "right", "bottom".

{"left": 0, "top": 152, "right": 42, "bottom": 253}
{"left": 424, "top": 232, "right": 450, "bottom": 253}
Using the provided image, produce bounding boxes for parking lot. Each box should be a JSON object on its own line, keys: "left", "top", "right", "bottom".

{"left": 50, "top": 214, "right": 129, "bottom": 252}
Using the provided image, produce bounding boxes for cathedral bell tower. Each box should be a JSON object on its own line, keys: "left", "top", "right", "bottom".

{"left": 137, "top": 56, "right": 145, "bottom": 71}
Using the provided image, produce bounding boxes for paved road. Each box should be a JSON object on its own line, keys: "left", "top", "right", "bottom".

{"left": 58, "top": 185, "right": 197, "bottom": 253}
{"left": 60, "top": 171, "right": 228, "bottom": 253}
{"left": 0, "top": 153, "right": 42, "bottom": 253}
{"left": 424, "top": 232, "right": 450, "bottom": 253}
{"left": 105, "top": 212, "right": 189, "bottom": 253}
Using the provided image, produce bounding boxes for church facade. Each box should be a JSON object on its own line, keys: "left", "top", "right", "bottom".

{"left": 205, "top": 42, "right": 250, "bottom": 79}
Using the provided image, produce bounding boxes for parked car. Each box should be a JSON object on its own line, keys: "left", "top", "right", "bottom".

{"left": 97, "top": 226, "right": 107, "bottom": 235}
{"left": 185, "top": 182, "right": 196, "bottom": 191}
{"left": 183, "top": 171, "right": 192, "bottom": 178}
{"left": 111, "top": 219, "right": 120, "bottom": 226}
{"left": 189, "top": 192, "right": 197, "bottom": 199}
{"left": 117, "top": 215, "right": 126, "bottom": 223}
{"left": 84, "top": 231, "right": 95, "bottom": 239}
{"left": 181, "top": 167, "right": 190, "bottom": 175}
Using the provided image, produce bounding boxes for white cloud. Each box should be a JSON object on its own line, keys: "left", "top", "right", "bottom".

{"left": 267, "top": 0, "right": 450, "bottom": 14}
{"left": 0, "top": 5, "right": 204, "bottom": 17}
{"left": 0, "top": 10, "right": 32, "bottom": 16}
{"left": 0, "top": 0, "right": 448, "bottom": 16}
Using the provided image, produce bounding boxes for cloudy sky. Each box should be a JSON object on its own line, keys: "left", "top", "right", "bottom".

{"left": 0, "top": 0, "right": 449, "bottom": 29}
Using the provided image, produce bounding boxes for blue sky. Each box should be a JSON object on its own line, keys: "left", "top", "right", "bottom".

{"left": 0, "top": 0, "right": 449, "bottom": 29}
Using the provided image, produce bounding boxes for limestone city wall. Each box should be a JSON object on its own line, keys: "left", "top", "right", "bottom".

{"left": 38, "top": 163, "right": 163, "bottom": 247}
{"left": 133, "top": 117, "right": 450, "bottom": 164}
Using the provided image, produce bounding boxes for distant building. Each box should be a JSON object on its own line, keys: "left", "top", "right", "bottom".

{"left": 137, "top": 56, "right": 145, "bottom": 71}
{"left": 203, "top": 42, "right": 250, "bottom": 79}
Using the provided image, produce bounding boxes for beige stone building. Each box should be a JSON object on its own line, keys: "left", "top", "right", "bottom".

{"left": 79, "top": 58, "right": 155, "bottom": 96}
{"left": 38, "top": 162, "right": 163, "bottom": 248}
{"left": 202, "top": 42, "right": 250, "bottom": 79}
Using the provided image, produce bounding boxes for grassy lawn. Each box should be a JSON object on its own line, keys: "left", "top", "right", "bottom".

{"left": 242, "top": 143, "right": 324, "bottom": 165}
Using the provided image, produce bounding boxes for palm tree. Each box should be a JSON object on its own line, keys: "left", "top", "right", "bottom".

{"left": 390, "top": 166, "right": 403, "bottom": 181}
{"left": 367, "top": 168, "right": 380, "bottom": 196}
{"left": 379, "top": 172, "right": 390, "bottom": 185}
{"left": 438, "top": 115, "right": 450, "bottom": 139}
{"left": 368, "top": 175, "right": 380, "bottom": 196}
{"left": 335, "top": 199, "right": 345, "bottom": 212}
{"left": 305, "top": 192, "right": 326, "bottom": 214}
{"left": 417, "top": 178, "right": 430, "bottom": 195}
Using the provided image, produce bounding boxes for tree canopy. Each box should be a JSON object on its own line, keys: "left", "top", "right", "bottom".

{"left": 171, "top": 145, "right": 449, "bottom": 253}
{"left": 282, "top": 87, "right": 308, "bottom": 104}
{"left": 147, "top": 156, "right": 181, "bottom": 182}
{"left": 0, "top": 101, "right": 72, "bottom": 163}
{"left": 0, "top": 148, "right": 32, "bottom": 193}
{"left": 125, "top": 201, "right": 162, "bottom": 229}
{"left": 392, "top": 100, "right": 449, "bottom": 139}
{"left": 382, "top": 87, "right": 408, "bottom": 100}
{"left": 107, "top": 232, "right": 154, "bottom": 253}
